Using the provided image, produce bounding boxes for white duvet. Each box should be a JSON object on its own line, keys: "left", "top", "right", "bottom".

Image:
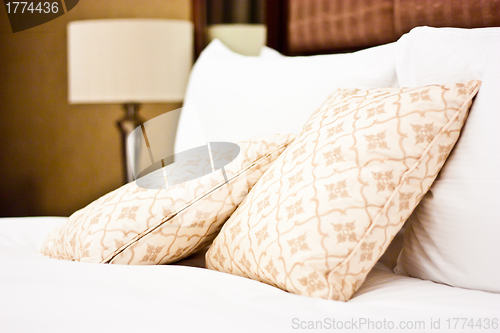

{"left": 1, "top": 217, "right": 498, "bottom": 333}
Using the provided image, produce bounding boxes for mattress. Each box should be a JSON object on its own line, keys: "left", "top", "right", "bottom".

{"left": 1, "top": 217, "right": 499, "bottom": 333}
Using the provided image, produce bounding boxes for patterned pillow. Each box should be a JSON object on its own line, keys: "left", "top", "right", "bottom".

{"left": 206, "top": 81, "right": 481, "bottom": 301}
{"left": 41, "top": 134, "right": 295, "bottom": 264}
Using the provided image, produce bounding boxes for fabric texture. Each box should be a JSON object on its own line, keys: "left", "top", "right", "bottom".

{"left": 41, "top": 134, "right": 295, "bottom": 264}
{"left": 285, "top": 0, "right": 500, "bottom": 54}
{"left": 394, "top": 27, "right": 500, "bottom": 293}
{"left": 3, "top": 217, "right": 500, "bottom": 333}
{"left": 206, "top": 81, "right": 480, "bottom": 301}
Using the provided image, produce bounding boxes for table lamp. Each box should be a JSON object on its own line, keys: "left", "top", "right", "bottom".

{"left": 67, "top": 19, "right": 193, "bottom": 183}
{"left": 207, "top": 24, "right": 266, "bottom": 56}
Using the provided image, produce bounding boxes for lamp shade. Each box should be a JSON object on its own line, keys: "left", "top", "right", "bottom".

{"left": 68, "top": 19, "right": 193, "bottom": 104}
{"left": 207, "top": 24, "right": 266, "bottom": 56}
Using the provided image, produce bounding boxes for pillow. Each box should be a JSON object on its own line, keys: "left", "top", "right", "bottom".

{"left": 393, "top": 27, "right": 500, "bottom": 293}
{"left": 258, "top": 44, "right": 284, "bottom": 58}
{"left": 41, "top": 134, "right": 295, "bottom": 264}
{"left": 206, "top": 81, "right": 481, "bottom": 301}
{"left": 174, "top": 39, "right": 398, "bottom": 154}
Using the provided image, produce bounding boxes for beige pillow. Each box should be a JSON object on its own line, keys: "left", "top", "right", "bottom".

{"left": 41, "top": 134, "right": 295, "bottom": 264}
{"left": 206, "top": 81, "right": 481, "bottom": 301}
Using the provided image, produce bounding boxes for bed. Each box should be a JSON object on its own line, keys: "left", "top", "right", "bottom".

{"left": 2, "top": 1, "right": 500, "bottom": 332}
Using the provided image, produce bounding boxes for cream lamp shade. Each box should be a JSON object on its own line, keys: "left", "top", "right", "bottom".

{"left": 68, "top": 19, "right": 193, "bottom": 104}
{"left": 67, "top": 19, "right": 193, "bottom": 184}
{"left": 207, "top": 24, "right": 266, "bottom": 56}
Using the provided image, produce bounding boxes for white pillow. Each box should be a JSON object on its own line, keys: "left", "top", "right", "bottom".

{"left": 258, "top": 44, "right": 283, "bottom": 58}
{"left": 393, "top": 27, "right": 500, "bottom": 293}
{"left": 174, "top": 39, "right": 398, "bottom": 153}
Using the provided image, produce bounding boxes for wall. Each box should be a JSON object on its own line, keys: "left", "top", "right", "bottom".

{"left": 0, "top": 0, "right": 190, "bottom": 217}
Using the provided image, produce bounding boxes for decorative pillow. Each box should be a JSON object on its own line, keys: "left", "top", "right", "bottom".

{"left": 41, "top": 134, "right": 296, "bottom": 264}
{"left": 393, "top": 27, "right": 500, "bottom": 293}
{"left": 174, "top": 39, "right": 398, "bottom": 154}
{"left": 206, "top": 81, "right": 481, "bottom": 301}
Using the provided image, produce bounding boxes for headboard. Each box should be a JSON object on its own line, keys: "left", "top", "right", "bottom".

{"left": 193, "top": 0, "right": 500, "bottom": 57}
{"left": 267, "top": 0, "right": 500, "bottom": 55}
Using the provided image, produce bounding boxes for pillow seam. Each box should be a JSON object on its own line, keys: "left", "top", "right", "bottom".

{"left": 327, "top": 82, "right": 481, "bottom": 299}
{"left": 101, "top": 141, "right": 293, "bottom": 264}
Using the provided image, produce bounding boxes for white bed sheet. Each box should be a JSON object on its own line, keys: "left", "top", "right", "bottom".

{"left": 1, "top": 217, "right": 499, "bottom": 333}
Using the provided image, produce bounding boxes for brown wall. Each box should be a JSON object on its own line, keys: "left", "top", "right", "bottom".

{"left": 0, "top": 0, "right": 191, "bottom": 217}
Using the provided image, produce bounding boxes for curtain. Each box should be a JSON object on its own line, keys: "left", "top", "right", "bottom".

{"left": 207, "top": 0, "right": 265, "bottom": 25}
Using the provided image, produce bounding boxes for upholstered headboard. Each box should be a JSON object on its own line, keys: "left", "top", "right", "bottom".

{"left": 267, "top": 0, "right": 500, "bottom": 55}
{"left": 192, "top": 0, "right": 500, "bottom": 57}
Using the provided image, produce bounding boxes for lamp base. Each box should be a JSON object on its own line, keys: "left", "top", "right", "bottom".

{"left": 117, "top": 103, "right": 144, "bottom": 183}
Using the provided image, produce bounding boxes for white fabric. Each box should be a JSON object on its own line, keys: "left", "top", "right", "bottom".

{"left": 1, "top": 217, "right": 499, "bottom": 333}
{"left": 394, "top": 27, "right": 500, "bottom": 293}
{"left": 258, "top": 44, "right": 284, "bottom": 58}
{"left": 174, "top": 39, "right": 398, "bottom": 153}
